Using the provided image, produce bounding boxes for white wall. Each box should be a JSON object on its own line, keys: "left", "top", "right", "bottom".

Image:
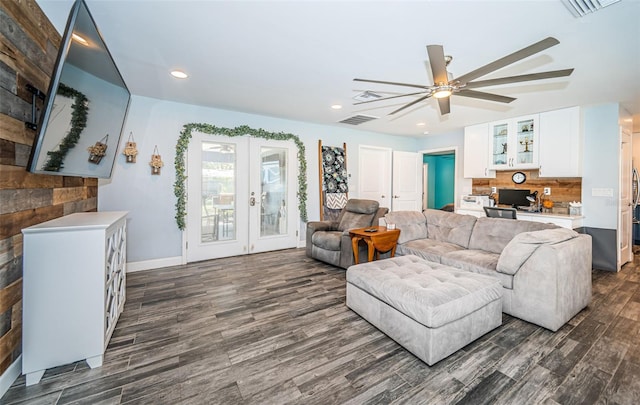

{"left": 99, "top": 95, "right": 419, "bottom": 264}
{"left": 581, "top": 103, "right": 620, "bottom": 229}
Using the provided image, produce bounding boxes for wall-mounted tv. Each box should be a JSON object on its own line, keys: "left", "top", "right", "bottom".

{"left": 27, "top": 0, "right": 130, "bottom": 179}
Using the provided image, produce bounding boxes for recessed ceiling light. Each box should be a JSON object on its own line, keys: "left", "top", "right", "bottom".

{"left": 416, "top": 122, "right": 426, "bottom": 126}
{"left": 331, "top": 104, "right": 343, "bottom": 110}
{"left": 170, "top": 70, "right": 188, "bottom": 79}
{"left": 423, "top": 131, "right": 430, "bottom": 135}
{"left": 71, "top": 33, "right": 89, "bottom": 46}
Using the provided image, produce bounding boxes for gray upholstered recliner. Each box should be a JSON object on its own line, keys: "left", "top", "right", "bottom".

{"left": 306, "top": 199, "right": 389, "bottom": 269}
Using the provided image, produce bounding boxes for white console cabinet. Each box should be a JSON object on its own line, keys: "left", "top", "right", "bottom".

{"left": 22, "top": 211, "right": 128, "bottom": 385}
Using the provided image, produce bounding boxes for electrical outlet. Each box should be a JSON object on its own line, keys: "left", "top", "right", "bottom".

{"left": 544, "top": 187, "right": 551, "bottom": 195}
{"left": 491, "top": 187, "right": 497, "bottom": 194}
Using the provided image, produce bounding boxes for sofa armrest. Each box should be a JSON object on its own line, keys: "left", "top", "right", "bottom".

{"left": 306, "top": 221, "right": 338, "bottom": 257}
{"left": 504, "top": 233, "right": 592, "bottom": 331}
{"left": 497, "top": 228, "right": 580, "bottom": 275}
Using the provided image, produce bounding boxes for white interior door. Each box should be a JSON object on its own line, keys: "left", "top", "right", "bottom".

{"left": 619, "top": 129, "right": 632, "bottom": 268}
{"left": 186, "top": 133, "right": 298, "bottom": 262}
{"left": 392, "top": 151, "right": 423, "bottom": 211}
{"left": 358, "top": 145, "right": 392, "bottom": 209}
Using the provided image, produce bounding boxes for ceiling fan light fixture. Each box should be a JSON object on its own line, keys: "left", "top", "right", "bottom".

{"left": 433, "top": 88, "right": 452, "bottom": 99}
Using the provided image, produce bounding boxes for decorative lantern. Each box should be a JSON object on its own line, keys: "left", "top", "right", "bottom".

{"left": 122, "top": 132, "right": 138, "bottom": 163}
{"left": 149, "top": 145, "right": 164, "bottom": 175}
{"left": 87, "top": 134, "right": 108, "bottom": 164}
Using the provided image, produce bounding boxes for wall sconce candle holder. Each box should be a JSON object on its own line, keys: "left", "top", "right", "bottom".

{"left": 122, "top": 132, "right": 138, "bottom": 163}
{"left": 87, "top": 134, "right": 109, "bottom": 164}
{"left": 149, "top": 145, "right": 164, "bottom": 175}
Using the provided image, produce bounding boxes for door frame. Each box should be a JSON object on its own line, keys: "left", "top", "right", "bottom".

{"left": 418, "top": 146, "right": 460, "bottom": 211}
{"left": 619, "top": 128, "right": 633, "bottom": 268}
{"left": 183, "top": 134, "right": 299, "bottom": 263}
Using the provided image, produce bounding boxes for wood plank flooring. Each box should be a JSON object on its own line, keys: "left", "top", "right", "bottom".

{"left": 3, "top": 248, "right": 640, "bottom": 404}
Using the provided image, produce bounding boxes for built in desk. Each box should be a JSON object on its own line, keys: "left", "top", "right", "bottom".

{"left": 456, "top": 208, "right": 584, "bottom": 229}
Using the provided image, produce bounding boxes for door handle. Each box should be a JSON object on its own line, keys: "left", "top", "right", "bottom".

{"left": 381, "top": 195, "right": 385, "bottom": 198}
{"left": 249, "top": 197, "right": 256, "bottom": 206}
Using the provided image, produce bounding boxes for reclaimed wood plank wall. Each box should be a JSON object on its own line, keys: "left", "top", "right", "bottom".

{"left": 472, "top": 169, "right": 582, "bottom": 207}
{"left": 0, "top": 0, "right": 98, "bottom": 377}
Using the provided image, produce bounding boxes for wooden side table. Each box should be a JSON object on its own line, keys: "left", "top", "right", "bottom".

{"left": 349, "top": 226, "right": 401, "bottom": 265}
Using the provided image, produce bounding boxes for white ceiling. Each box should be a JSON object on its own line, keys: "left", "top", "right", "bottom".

{"left": 36, "top": 0, "right": 640, "bottom": 137}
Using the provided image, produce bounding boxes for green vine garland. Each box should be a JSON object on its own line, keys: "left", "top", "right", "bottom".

{"left": 174, "top": 123, "right": 308, "bottom": 230}
{"left": 41, "top": 83, "right": 89, "bottom": 171}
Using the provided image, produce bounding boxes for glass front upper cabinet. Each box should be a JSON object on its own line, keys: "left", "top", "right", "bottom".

{"left": 489, "top": 115, "right": 539, "bottom": 170}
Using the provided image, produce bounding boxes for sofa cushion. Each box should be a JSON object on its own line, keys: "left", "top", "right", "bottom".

{"left": 397, "top": 239, "right": 464, "bottom": 263}
{"left": 311, "top": 230, "right": 342, "bottom": 251}
{"left": 344, "top": 199, "right": 380, "bottom": 214}
{"left": 338, "top": 211, "right": 375, "bottom": 231}
{"left": 468, "top": 217, "right": 557, "bottom": 254}
{"left": 385, "top": 211, "right": 428, "bottom": 244}
{"left": 423, "top": 209, "right": 477, "bottom": 248}
{"left": 346, "top": 255, "right": 503, "bottom": 329}
{"left": 497, "top": 227, "right": 579, "bottom": 275}
{"left": 335, "top": 199, "right": 379, "bottom": 231}
{"left": 441, "top": 250, "right": 513, "bottom": 289}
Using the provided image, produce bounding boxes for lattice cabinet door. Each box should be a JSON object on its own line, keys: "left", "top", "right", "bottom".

{"left": 22, "top": 211, "right": 128, "bottom": 386}
{"left": 105, "top": 216, "right": 126, "bottom": 344}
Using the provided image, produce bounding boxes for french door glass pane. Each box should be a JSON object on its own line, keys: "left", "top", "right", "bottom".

{"left": 201, "top": 141, "right": 235, "bottom": 242}
{"left": 260, "top": 146, "right": 287, "bottom": 237}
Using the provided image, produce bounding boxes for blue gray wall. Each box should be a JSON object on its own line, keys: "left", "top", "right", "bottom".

{"left": 99, "top": 95, "right": 420, "bottom": 264}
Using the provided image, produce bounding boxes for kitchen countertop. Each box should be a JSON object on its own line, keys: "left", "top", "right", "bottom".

{"left": 516, "top": 211, "right": 584, "bottom": 220}
{"left": 456, "top": 208, "right": 584, "bottom": 230}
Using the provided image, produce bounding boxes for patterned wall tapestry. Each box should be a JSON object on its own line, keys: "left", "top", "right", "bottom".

{"left": 319, "top": 141, "right": 348, "bottom": 221}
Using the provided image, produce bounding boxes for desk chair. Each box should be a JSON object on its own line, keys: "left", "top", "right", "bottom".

{"left": 483, "top": 206, "right": 518, "bottom": 219}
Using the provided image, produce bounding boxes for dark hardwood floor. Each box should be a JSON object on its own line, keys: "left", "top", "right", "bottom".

{"left": 3, "top": 248, "right": 640, "bottom": 404}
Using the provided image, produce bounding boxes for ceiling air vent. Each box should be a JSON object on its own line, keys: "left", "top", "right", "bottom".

{"left": 353, "top": 91, "right": 382, "bottom": 102}
{"left": 561, "top": 0, "right": 621, "bottom": 17}
{"left": 339, "top": 114, "right": 379, "bottom": 125}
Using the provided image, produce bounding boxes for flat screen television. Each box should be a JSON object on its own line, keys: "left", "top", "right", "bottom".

{"left": 498, "top": 188, "right": 531, "bottom": 208}
{"left": 27, "top": 0, "right": 130, "bottom": 179}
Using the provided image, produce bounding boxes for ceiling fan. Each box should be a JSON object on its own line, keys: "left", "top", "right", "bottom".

{"left": 353, "top": 37, "right": 574, "bottom": 116}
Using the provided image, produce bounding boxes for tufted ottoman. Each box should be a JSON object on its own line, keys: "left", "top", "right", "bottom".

{"left": 346, "top": 255, "right": 503, "bottom": 365}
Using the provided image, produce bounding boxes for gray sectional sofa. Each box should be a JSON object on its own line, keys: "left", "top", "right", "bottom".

{"left": 383, "top": 209, "right": 593, "bottom": 331}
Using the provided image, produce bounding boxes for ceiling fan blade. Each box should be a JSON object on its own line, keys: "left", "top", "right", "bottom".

{"left": 353, "top": 91, "right": 428, "bottom": 105}
{"left": 426, "top": 45, "right": 448, "bottom": 84}
{"left": 389, "top": 93, "right": 433, "bottom": 115}
{"left": 455, "top": 89, "right": 516, "bottom": 103}
{"left": 437, "top": 97, "right": 450, "bottom": 115}
{"left": 354, "top": 78, "right": 430, "bottom": 90}
{"left": 453, "top": 37, "right": 560, "bottom": 84}
{"left": 464, "top": 69, "right": 574, "bottom": 89}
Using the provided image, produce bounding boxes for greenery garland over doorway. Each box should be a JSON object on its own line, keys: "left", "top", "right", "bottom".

{"left": 174, "top": 123, "right": 308, "bottom": 230}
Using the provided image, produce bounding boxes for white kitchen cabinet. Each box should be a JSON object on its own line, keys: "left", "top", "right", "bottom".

{"left": 463, "top": 123, "right": 495, "bottom": 178}
{"left": 455, "top": 208, "right": 583, "bottom": 229}
{"left": 538, "top": 106, "right": 582, "bottom": 177}
{"left": 489, "top": 115, "right": 539, "bottom": 170}
{"left": 22, "top": 211, "right": 127, "bottom": 385}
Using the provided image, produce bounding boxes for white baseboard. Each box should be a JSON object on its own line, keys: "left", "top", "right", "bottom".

{"left": 0, "top": 355, "right": 21, "bottom": 399}
{"left": 126, "top": 256, "right": 183, "bottom": 272}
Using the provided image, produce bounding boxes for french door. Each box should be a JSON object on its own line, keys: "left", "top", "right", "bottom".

{"left": 186, "top": 132, "right": 298, "bottom": 262}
